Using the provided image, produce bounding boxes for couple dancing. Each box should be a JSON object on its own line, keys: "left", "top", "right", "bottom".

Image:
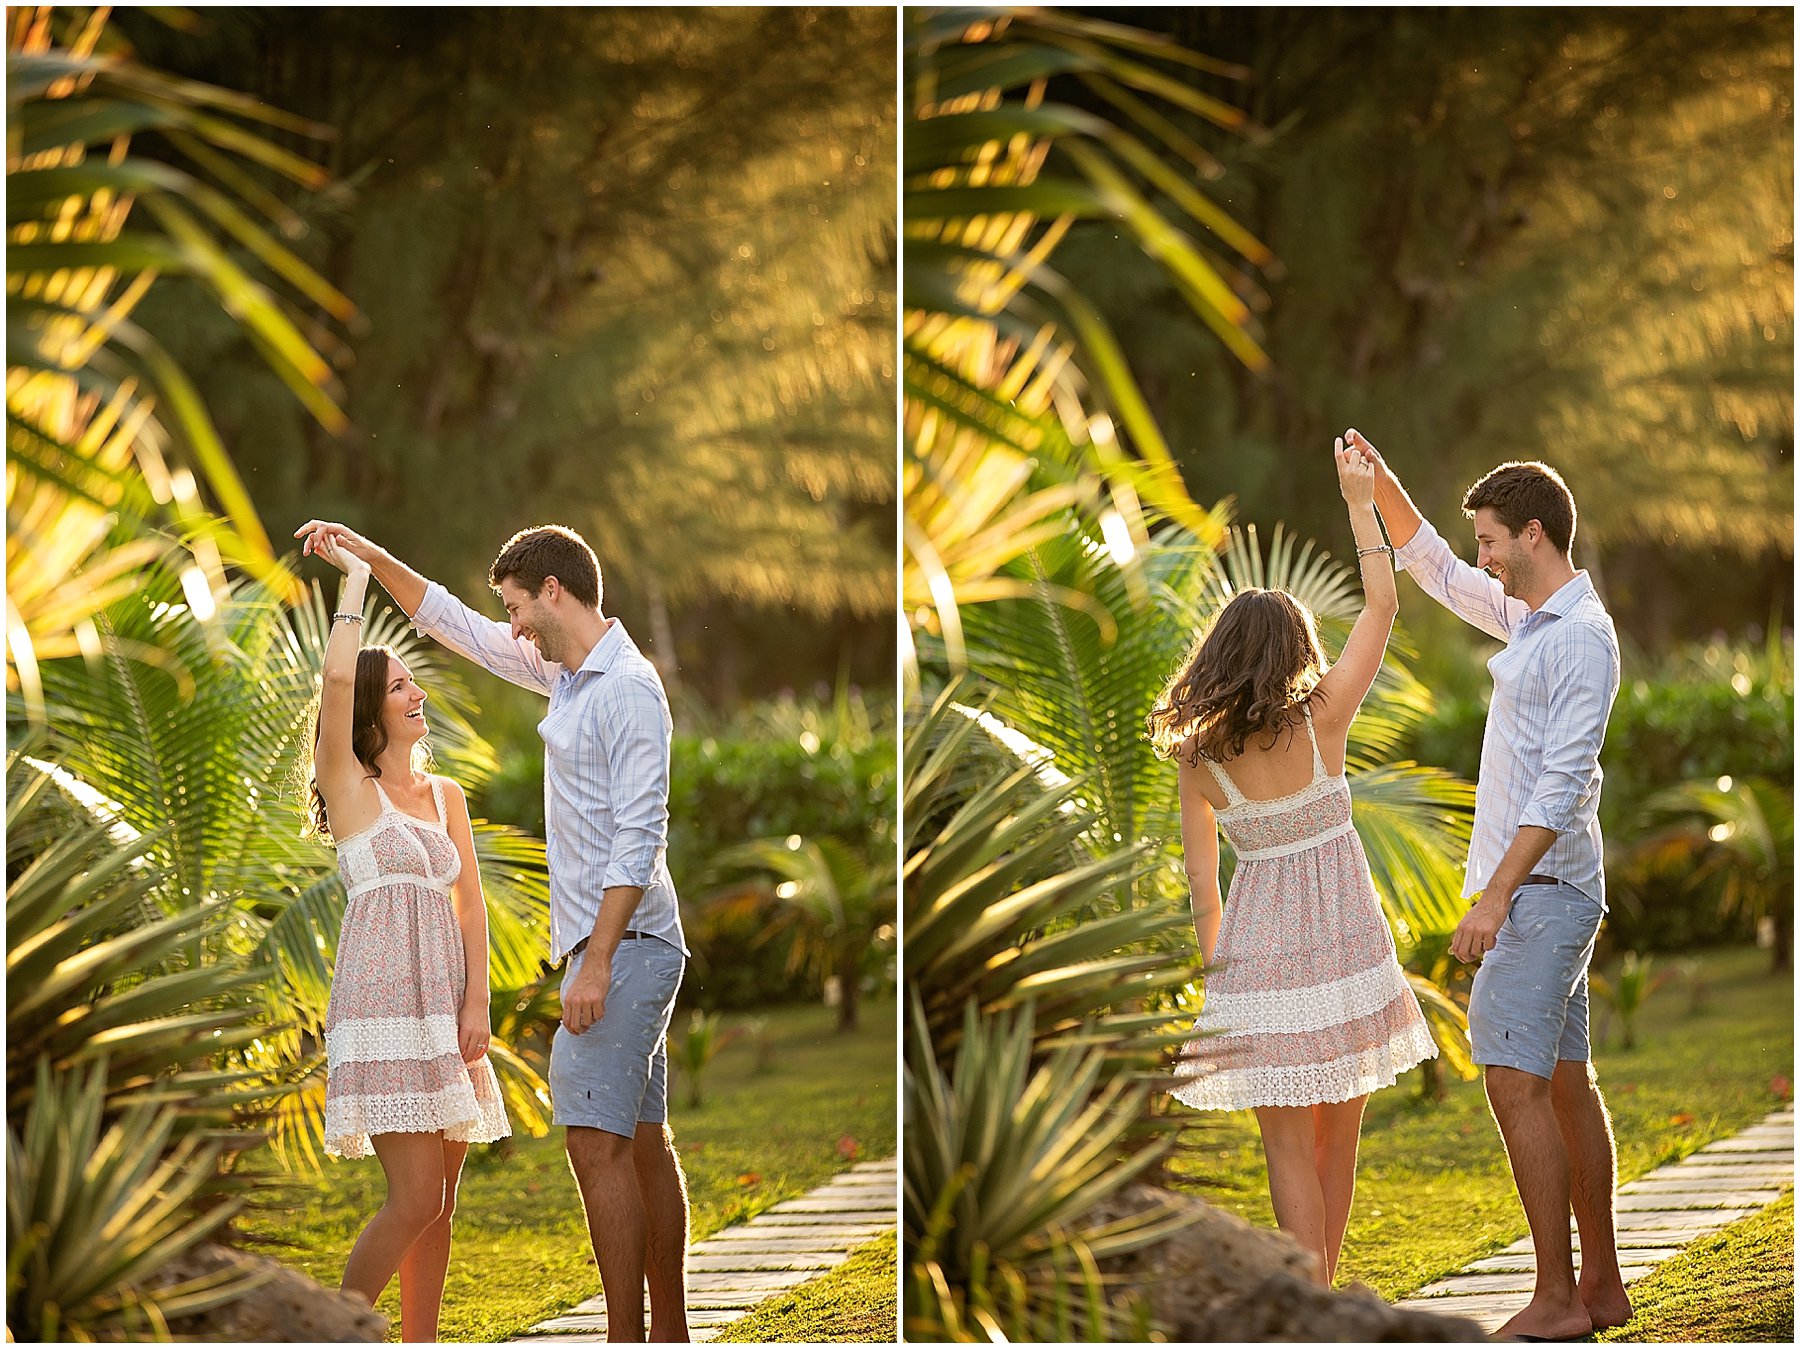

{"left": 1152, "top": 432, "right": 1630, "bottom": 1342}
{"left": 297, "top": 518, "right": 689, "bottom": 1342}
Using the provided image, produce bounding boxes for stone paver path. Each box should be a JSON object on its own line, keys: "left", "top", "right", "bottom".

{"left": 511, "top": 1156, "right": 896, "bottom": 1343}
{"left": 1394, "top": 1106, "right": 1793, "bottom": 1334}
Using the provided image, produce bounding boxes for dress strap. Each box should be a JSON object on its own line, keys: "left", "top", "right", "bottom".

{"left": 369, "top": 778, "right": 394, "bottom": 810}
{"left": 1300, "top": 704, "right": 1327, "bottom": 781}
{"left": 429, "top": 775, "right": 447, "bottom": 827}
{"left": 1201, "top": 754, "right": 1246, "bottom": 808}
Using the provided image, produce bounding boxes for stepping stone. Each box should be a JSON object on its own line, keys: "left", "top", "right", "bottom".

{"left": 1624, "top": 1174, "right": 1788, "bottom": 1192}
{"left": 1701, "top": 1134, "right": 1793, "bottom": 1152}
{"left": 1615, "top": 1206, "right": 1756, "bottom": 1229}
{"left": 1416, "top": 1266, "right": 1661, "bottom": 1297}
{"left": 1465, "top": 1247, "right": 1685, "bottom": 1273}
{"left": 1392, "top": 1292, "right": 1526, "bottom": 1330}
{"left": 767, "top": 1196, "right": 894, "bottom": 1214}
{"left": 687, "top": 1251, "right": 848, "bottom": 1273}
{"left": 1663, "top": 1152, "right": 1792, "bottom": 1174}
{"left": 704, "top": 1235, "right": 870, "bottom": 1253}
{"left": 1617, "top": 1190, "right": 1783, "bottom": 1210}
{"left": 751, "top": 1207, "right": 892, "bottom": 1225}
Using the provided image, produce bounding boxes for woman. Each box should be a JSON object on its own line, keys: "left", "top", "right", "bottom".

{"left": 1147, "top": 437, "right": 1436, "bottom": 1286}
{"left": 306, "top": 533, "right": 510, "bottom": 1339}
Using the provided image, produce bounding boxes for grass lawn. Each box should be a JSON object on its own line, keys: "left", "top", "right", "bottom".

{"left": 238, "top": 994, "right": 897, "bottom": 1343}
{"left": 1166, "top": 944, "right": 1793, "bottom": 1331}
{"left": 1597, "top": 1191, "right": 1793, "bottom": 1343}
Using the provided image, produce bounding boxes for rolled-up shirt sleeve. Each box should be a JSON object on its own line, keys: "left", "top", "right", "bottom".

{"left": 1394, "top": 519, "right": 1528, "bottom": 643}
{"left": 599, "top": 669, "right": 671, "bottom": 890}
{"left": 1518, "top": 622, "right": 1618, "bottom": 835}
{"left": 411, "top": 581, "right": 556, "bottom": 696}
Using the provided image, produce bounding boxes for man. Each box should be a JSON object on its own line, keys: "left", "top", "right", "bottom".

{"left": 297, "top": 518, "right": 690, "bottom": 1344}
{"left": 1346, "top": 431, "right": 1631, "bottom": 1342}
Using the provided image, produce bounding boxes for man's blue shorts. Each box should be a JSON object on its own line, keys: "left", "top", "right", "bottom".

{"left": 550, "top": 936, "right": 686, "bottom": 1137}
{"left": 1469, "top": 879, "right": 1605, "bottom": 1080}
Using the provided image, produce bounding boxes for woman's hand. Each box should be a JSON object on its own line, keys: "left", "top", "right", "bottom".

{"left": 458, "top": 1000, "right": 492, "bottom": 1064}
{"left": 1336, "top": 435, "right": 1375, "bottom": 507}
{"left": 314, "top": 530, "right": 371, "bottom": 582}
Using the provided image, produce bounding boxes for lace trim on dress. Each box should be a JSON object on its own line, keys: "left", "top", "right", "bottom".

{"left": 1170, "top": 1021, "right": 1438, "bottom": 1111}
{"left": 1200, "top": 961, "right": 1413, "bottom": 1036}
{"left": 1232, "top": 818, "right": 1358, "bottom": 861}
{"left": 324, "top": 1077, "right": 511, "bottom": 1159}
{"left": 326, "top": 1014, "right": 461, "bottom": 1065}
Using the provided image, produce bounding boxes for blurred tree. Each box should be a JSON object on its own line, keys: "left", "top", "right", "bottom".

{"left": 115, "top": 6, "right": 896, "bottom": 705}
{"left": 1056, "top": 6, "right": 1792, "bottom": 655}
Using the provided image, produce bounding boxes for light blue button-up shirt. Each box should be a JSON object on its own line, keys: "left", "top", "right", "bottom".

{"left": 1396, "top": 520, "right": 1621, "bottom": 906}
{"left": 412, "top": 582, "right": 689, "bottom": 960}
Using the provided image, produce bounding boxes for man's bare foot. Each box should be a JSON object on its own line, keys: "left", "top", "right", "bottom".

{"left": 1579, "top": 1278, "right": 1633, "bottom": 1331}
{"left": 1497, "top": 1293, "right": 1594, "bottom": 1342}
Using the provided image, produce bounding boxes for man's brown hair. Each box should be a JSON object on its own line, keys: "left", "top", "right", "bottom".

{"left": 488, "top": 525, "right": 602, "bottom": 608}
{"left": 1462, "top": 461, "right": 1577, "bottom": 555}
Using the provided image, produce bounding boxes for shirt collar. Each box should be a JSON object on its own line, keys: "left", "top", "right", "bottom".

{"left": 575, "top": 617, "right": 630, "bottom": 676}
{"left": 1536, "top": 570, "right": 1595, "bottom": 619}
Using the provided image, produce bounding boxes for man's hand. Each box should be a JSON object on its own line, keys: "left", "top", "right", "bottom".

{"left": 562, "top": 957, "right": 611, "bottom": 1035}
{"left": 1345, "top": 429, "right": 1392, "bottom": 484}
{"left": 458, "top": 1000, "right": 492, "bottom": 1063}
{"left": 1450, "top": 894, "right": 1509, "bottom": 963}
{"left": 296, "top": 519, "right": 380, "bottom": 567}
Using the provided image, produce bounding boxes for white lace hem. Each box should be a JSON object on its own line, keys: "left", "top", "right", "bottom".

{"left": 1169, "top": 1022, "right": 1438, "bottom": 1111}
{"left": 1232, "top": 819, "right": 1358, "bottom": 861}
{"left": 325, "top": 1078, "right": 511, "bottom": 1159}
{"left": 326, "top": 1014, "right": 461, "bottom": 1065}
{"left": 1200, "top": 961, "right": 1411, "bottom": 1037}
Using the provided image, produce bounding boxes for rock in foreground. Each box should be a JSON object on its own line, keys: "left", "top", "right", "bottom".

{"left": 1087, "top": 1183, "right": 1490, "bottom": 1342}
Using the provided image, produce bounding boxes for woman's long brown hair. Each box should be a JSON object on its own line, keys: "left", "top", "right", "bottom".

{"left": 1146, "top": 588, "right": 1328, "bottom": 765}
{"left": 304, "top": 644, "right": 407, "bottom": 842}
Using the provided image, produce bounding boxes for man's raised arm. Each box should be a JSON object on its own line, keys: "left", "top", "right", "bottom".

{"left": 1344, "top": 429, "right": 1524, "bottom": 643}
{"left": 295, "top": 520, "right": 555, "bottom": 695}
{"left": 296, "top": 519, "right": 429, "bottom": 618}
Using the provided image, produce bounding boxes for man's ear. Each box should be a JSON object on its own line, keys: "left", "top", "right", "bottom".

{"left": 542, "top": 575, "right": 561, "bottom": 603}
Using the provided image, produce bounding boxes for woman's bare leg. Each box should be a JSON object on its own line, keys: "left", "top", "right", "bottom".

{"left": 1311, "top": 1095, "right": 1368, "bottom": 1284}
{"left": 341, "top": 1132, "right": 449, "bottom": 1319}
{"left": 1254, "top": 1105, "right": 1329, "bottom": 1283}
{"left": 397, "top": 1137, "right": 470, "bottom": 1341}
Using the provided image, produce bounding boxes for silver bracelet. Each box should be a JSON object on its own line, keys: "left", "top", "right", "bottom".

{"left": 1355, "top": 544, "right": 1394, "bottom": 560}
{"left": 332, "top": 612, "right": 365, "bottom": 624}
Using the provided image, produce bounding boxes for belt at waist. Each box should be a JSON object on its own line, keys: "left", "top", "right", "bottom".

{"left": 567, "top": 932, "right": 648, "bottom": 959}
{"left": 1522, "top": 873, "right": 1562, "bottom": 887}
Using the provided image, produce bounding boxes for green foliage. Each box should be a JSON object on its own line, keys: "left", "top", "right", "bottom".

{"left": 904, "top": 6, "right": 1270, "bottom": 669}
{"left": 903, "top": 686, "right": 1195, "bottom": 1339}
{"left": 118, "top": 8, "right": 896, "bottom": 678}
{"left": 6, "top": 1061, "right": 268, "bottom": 1343}
{"left": 905, "top": 1002, "right": 1178, "bottom": 1343}
{"left": 1055, "top": 8, "right": 1792, "bottom": 646}
{"left": 6, "top": 9, "right": 350, "bottom": 721}
{"left": 667, "top": 1009, "right": 745, "bottom": 1111}
{"left": 712, "top": 834, "right": 896, "bottom": 1032}
{"left": 1590, "top": 952, "right": 1675, "bottom": 1050}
